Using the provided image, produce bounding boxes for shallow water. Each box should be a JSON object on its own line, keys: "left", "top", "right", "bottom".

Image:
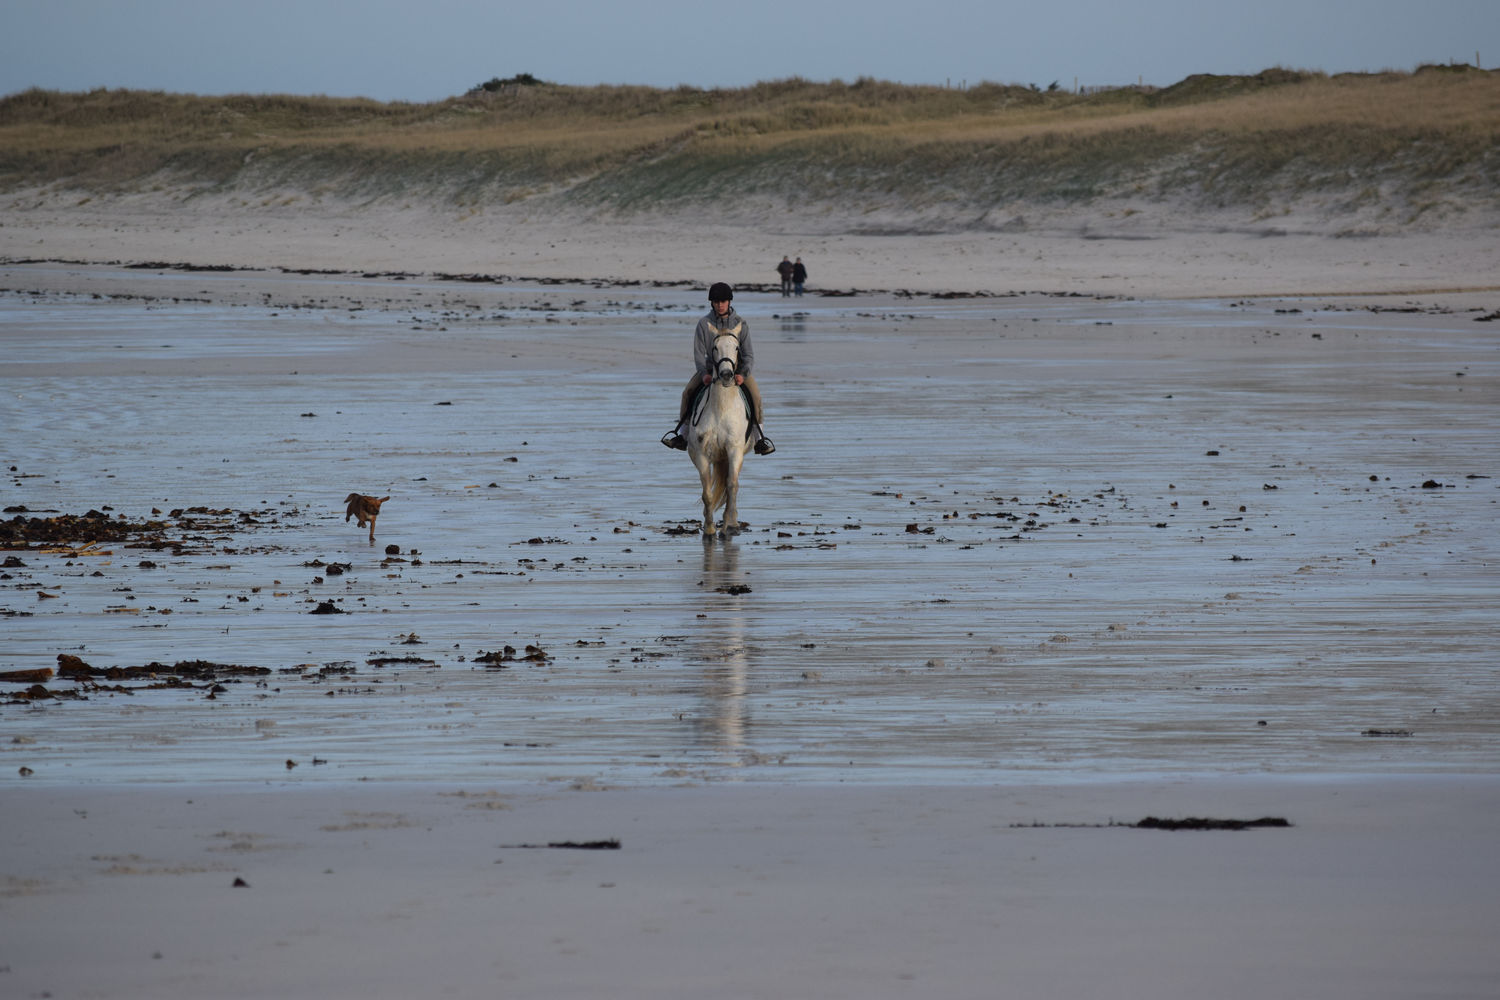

{"left": 2, "top": 269, "right": 1497, "bottom": 785}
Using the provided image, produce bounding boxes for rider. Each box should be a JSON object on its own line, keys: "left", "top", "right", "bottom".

{"left": 661, "top": 282, "right": 775, "bottom": 455}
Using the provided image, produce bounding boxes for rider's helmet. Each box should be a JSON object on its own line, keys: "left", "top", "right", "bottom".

{"left": 708, "top": 282, "right": 733, "bottom": 302}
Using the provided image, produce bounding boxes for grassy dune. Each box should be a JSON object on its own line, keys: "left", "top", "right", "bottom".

{"left": 2, "top": 67, "right": 1497, "bottom": 232}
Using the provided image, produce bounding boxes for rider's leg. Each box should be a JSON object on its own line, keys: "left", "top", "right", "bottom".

{"left": 678, "top": 374, "right": 701, "bottom": 424}
{"left": 661, "top": 374, "right": 701, "bottom": 449}
{"left": 741, "top": 374, "right": 776, "bottom": 455}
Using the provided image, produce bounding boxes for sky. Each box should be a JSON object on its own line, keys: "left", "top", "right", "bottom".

{"left": 2, "top": 0, "right": 1495, "bottom": 101}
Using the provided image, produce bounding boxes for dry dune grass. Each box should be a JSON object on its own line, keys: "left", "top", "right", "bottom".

{"left": 2, "top": 67, "right": 1496, "bottom": 225}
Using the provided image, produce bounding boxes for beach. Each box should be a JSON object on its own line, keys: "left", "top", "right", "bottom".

{"left": 6, "top": 778, "right": 1498, "bottom": 999}
{"left": 5, "top": 189, "right": 1500, "bottom": 298}
{"left": 3, "top": 202, "right": 1499, "bottom": 997}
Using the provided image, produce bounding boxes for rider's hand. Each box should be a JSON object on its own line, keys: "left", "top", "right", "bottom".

{"left": 733, "top": 375, "right": 745, "bottom": 386}
{"left": 702, "top": 373, "right": 712, "bottom": 385}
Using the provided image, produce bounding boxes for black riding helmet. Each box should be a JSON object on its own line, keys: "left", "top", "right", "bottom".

{"left": 708, "top": 282, "right": 733, "bottom": 302}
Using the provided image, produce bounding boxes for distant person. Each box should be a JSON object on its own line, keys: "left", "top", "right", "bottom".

{"left": 776, "top": 256, "right": 794, "bottom": 297}
{"left": 792, "top": 257, "right": 807, "bottom": 296}
{"left": 661, "top": 282, "right": 776, "bottom": 455}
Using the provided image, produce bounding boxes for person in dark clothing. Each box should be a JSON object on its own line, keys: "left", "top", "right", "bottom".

{"left": 776, "top": 256, "right": 794, "bottom": 296}
{"left": 660, "top": 282, "right": 776, "bottom": 455}
{"left": 792, "top": 257, "right": 807, "bottom": 296}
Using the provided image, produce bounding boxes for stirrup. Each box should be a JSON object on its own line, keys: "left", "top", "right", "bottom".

{"left": 754, "top": 436, "right": 776, "bottom": 455}
{"left": 661, "top": 430, "right": 687, "bottom": 451}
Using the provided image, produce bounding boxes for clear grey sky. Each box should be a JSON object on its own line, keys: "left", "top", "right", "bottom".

{"left": 2, "top": 0, "right": 1494, "bottom": 101}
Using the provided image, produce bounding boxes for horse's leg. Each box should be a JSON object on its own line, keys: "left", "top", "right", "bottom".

{"left": 723, "top": 450, "right": 743, "bottom": 535}
{"left": 695, "top": 464, "right": 716, "bottom": 537}
{"left": 688, "top": 446, "right": 713, "bottom": 537}
{"left": 699, "top": 480, "right": 715, "bottom": 537}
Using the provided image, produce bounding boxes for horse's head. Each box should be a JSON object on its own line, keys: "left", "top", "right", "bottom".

{"left": 710, "top": 334, "right": 740, "bottom": 385}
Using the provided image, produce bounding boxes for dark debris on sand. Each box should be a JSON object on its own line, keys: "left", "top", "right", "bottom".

{"left": 1012, "top": 816, "right": 1292, "bottom": 831}
{"left": 0, "top": 506, "right": 282, "bottom": 555}
{"left": 474, "top": 644, "right": 549, "bottom": 667}
{"left": 501, "top": 839, "right": 621, "bottom": 850}
{"left": 56, "top": 653, "right": 270, "bottom": 680}
{"left": 1135, "top": 816, "right": 1291, "bottom": 831}
{"left": 0, "top": 510, "right": 172, "bottom": 548}
{"left": 3, "top": 653, "right": 273, "bottom": 703}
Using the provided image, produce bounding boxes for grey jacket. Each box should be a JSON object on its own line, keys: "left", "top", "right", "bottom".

{"left": 692, "top": 307, "right": 754, "bottom": 377}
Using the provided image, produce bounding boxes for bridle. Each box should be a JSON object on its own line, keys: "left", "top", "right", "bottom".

{"left": 710, "top": 334, "right": 740, "bottom": 384}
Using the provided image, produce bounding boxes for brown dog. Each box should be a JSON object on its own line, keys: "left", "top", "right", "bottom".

{"left": 343, "top": 493, "right": 389, "bottom": 542}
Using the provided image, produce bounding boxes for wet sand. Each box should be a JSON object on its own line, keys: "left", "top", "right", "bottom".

{"left": 3, "top": 252, "right": 1499, "bottom": 997}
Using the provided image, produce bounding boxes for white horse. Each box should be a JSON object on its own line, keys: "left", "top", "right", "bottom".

{"left": 685, "top": 333, "right": 754, "bottom": 538}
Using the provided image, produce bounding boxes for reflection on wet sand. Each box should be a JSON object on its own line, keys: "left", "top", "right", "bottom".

{"left": 686, "top": 541, "right": 750, "bottom": 763}
{"left": 777, "top": 313, "right": 807, "bottom": 342}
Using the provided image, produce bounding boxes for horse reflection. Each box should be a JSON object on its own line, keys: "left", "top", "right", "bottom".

{"left": 686, "top": 541, "right": 750, "bottom": 758}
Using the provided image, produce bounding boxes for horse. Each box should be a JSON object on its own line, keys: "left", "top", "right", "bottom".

{"left": 685, "top": 332, "right": 754, "bottom": 538}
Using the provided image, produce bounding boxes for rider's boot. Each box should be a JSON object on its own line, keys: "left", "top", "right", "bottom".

{"left": 660, "top": 424, "right": 687, "bottom": 450}
{"left": 753, "top": 425, "right": 776, "bottom": 455}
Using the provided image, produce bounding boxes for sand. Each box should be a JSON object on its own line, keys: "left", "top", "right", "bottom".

{"left": 2, "top": 198, "right": 1499, "bottom": 997}
{"left": 5, "top": 188, "right": 1500, "bottom": 297}
{"left": 5, "top": 778, "right": 1498, "bottom": 999}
